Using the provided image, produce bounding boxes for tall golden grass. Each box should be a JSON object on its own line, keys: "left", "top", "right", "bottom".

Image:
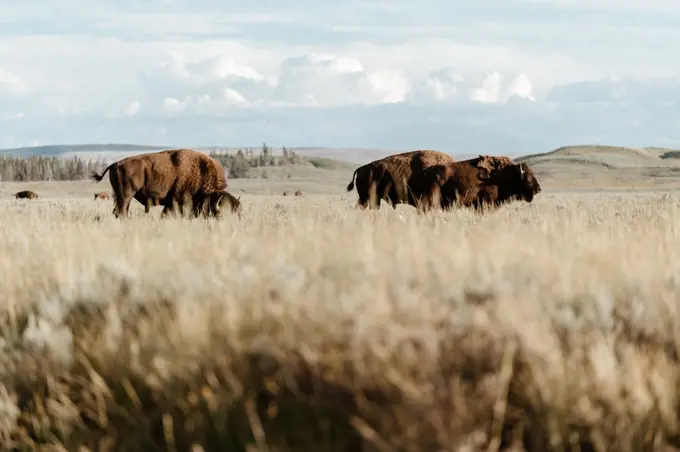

{"left": 2, "top": 192, "right": 680, "bottom": 451}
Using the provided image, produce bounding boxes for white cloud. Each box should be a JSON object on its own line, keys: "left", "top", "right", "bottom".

{"left": 124, "top": 101, "right": 140, "bottom": 116}
{"left": 0, "top": 68, "right": 29, "bottom": 95}
{"left": 223, "top": 88, "right": 250, "bottom": 106}
{"left": 272, "top": 53, "right": 408, "bottom": 107}
{"left": 408, "top": 69, "right": 535, "bottom": 104}
{"left": 469, "top": 72, "right": 535, "bottom": 103}
{"left": 163, "top": 97, "right": 186, "bottom": 112}
{"left": 0, "top": 0, "right": 679, "bottom": 151}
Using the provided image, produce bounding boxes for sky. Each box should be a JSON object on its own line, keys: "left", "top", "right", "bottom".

{"left": 2, "top": 0, "right": 680, "bottom": 155}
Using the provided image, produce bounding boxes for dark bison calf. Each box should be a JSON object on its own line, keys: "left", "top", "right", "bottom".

{"left": 90, "top": 148, "right": 228, "bottom": 218}
{"left": 346, "top": 149, "right": 456, "bottom": 209}
{"left": 15, "top": 190, "right": 38, "bottom": 200}
{"left": 194, "top": 190, "right": 242, "bottom": 219}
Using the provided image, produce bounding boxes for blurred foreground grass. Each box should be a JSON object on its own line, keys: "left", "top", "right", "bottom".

{"left": 2, "top": 192, "right": 680, "bottom": 451}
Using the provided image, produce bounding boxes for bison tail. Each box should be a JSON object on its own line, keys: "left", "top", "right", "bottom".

{"left": 90, "top": 163, "right": 114, "bottom": 183}
{"left": 346, "top": 168, "right": 359, "bottom": 192}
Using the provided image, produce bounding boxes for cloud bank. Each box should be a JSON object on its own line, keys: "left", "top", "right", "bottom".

{"left": 1, "top": 0, "right": 680, "bottom": 154}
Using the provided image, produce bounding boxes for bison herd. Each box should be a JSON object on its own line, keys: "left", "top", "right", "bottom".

{"left": 11, "top": 148, "right": 541, "bottom": 219}
{"left": 345, "top": 150, "right": 541, "bottom": 212}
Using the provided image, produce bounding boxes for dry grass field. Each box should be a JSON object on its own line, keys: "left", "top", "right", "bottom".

{"left": 3, "top": 147, "right": 680, "bottom": 451}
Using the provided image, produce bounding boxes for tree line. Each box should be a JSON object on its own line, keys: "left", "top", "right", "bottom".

{"left": 0, "top": 144, "right": 303, "bottom": 181}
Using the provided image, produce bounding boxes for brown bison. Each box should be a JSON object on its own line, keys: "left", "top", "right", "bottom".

{"left": 94, "top": 191, "right": 110, "bottom": 200}
{"left": 473, "top": 162, "right": 542, "bottom": 209}
{"left": 295, "top": 190, "right": 303, "bottom": 196}
{"left": 90, "top": 148, "right": 228, "bottom": 218}
{"left": 346, "top": 149, "right": 456, "bottom": 209}
{"left": 15, "top": 190, "right": 38, "bottom": 200}
{"left": 408, "top": 157, "right": 541, "bottom": 212}
{"left": 407, "top": 158, "right": 491, "bottom": 212}
{"left": 194, "top": 190, "right": 242, "bottom": 219}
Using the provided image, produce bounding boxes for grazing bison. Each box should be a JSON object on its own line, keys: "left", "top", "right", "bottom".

{"left": 194, "top": 190, "right": 242, "bottom": 219}
{"left": 346, "top": 149, "right": 456, "bottom": 209}
{"left": 295, "top": 190, "right": 303, "bottom": 196}
{"left": 473, "top": 162, "right": 542, "bottom": 209}
{"left": 90, "top": 148, "right": 228, "bottom": 218}
{"left": 94, "top": 191, "right": 110, "bottom": 200}
{"left": 15, "top": 190, "right": 38, "bottom": 200}
{"left": 408, "top": 157, "right": 541, "bottom": 212}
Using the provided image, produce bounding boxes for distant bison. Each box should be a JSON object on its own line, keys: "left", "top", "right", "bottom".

{"left": 90, "top": 148, "right": 228, "bottom": 218}
{"left": 409, "top": 157, "right": 541, "bottom": 212}
{"left": 346, "top": 150, "right": 456, "bottom": 209}
{"left": 194, "top": 190, "right": 242, "bottom": 219}
{"left": 15, "top": 190, "right": 38, "bottom": 200}
{"left": 295, "top": 190, "right": 303, "bottom": 196}
{"left": 94, "top": 191, "right": 110, "bottom": 200}
{"left": 283, "top": 191, "right": 290, "bottom": 196}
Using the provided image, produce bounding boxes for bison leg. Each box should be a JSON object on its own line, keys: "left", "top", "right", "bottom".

{"left": 132, "top": 193, "right": 152, "bottom": 214}
{"left": 367, "top": 179, "right": 381, "bottom": 209}
{"left": 454, "top": 187, "right": 480, "bottom": 210}
{"left": 109, "top": 167, "right": 135, "bottom": 218}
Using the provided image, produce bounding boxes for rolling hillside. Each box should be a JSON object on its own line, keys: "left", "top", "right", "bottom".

{"left": 515, "top": 145, "right": 680, "bottom": 189}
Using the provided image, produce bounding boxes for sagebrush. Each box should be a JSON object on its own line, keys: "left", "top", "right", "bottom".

{"left": 2, "top": 192, "right": 680, "bottom": 451}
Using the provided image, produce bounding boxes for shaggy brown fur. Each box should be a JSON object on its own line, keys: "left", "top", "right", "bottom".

{"left": 409, "top": 157, "right": 541, "bottom": 212}
{"left": 90, "top": 148, "right": 228, "bottom": 218}
{"left": 15, "top": 190, "right": 38, "bottom": 200}
{"left": 346, "top": 150, "right": 456, "bottom": 209}
{"left": 473, "top": 162, "right": 542, "bottom": 209}
{"left": 473, "top": 154, "right": 515, "bottom": 173}
{"left": 407, "top": 159, "right": 491, "bottom": 212}
{"left": 93, "top": 192, "right": 110, "bottom": 200}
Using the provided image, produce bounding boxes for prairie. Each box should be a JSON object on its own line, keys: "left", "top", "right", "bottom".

{"left": 2, "top": 147, "right": 680, "bottom": 451}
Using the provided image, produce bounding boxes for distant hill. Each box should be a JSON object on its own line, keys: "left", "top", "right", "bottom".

{"left": 513, "top": 144, "right": 680, "bottom": 190}
{"left": 515, "top": 145, "right": 680, "bottom": 168}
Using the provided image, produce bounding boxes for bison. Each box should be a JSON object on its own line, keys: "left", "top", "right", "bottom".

{"left": 473, "top": 162, "right": 542, "bottom": 210}
{"left": 193, "top": 190, "right": 242, "bottom": 219}
{"left": 90, "top": 148, "right": 228, "bottom": 218}
{"left": 346, "top": 149, "right": 456, "bottom": 209}
{"left": 94, "top": 191, "right": 110, "bottom": 200}
{"left": 408, "top": 157, "right": 541, "bottom": 212}
{"left": 407, "top": 158, "right": 491, "bottom": 212}
{"left": 15, "top": 190, "right": 38, "bottom": 200}
{"left": 295, "top": 190, "right": 303, "bottom": 196}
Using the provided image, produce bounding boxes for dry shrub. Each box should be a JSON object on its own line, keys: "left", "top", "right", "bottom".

{"left": 1, "top": 193, "right": 680, "bottom": 451}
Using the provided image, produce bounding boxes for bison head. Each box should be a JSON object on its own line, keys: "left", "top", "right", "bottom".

{"left": 512, "top": 163, "right": 541, "bottom": 202}
{"left": 214, "top": 193, "right": 242, "bottom": 218}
